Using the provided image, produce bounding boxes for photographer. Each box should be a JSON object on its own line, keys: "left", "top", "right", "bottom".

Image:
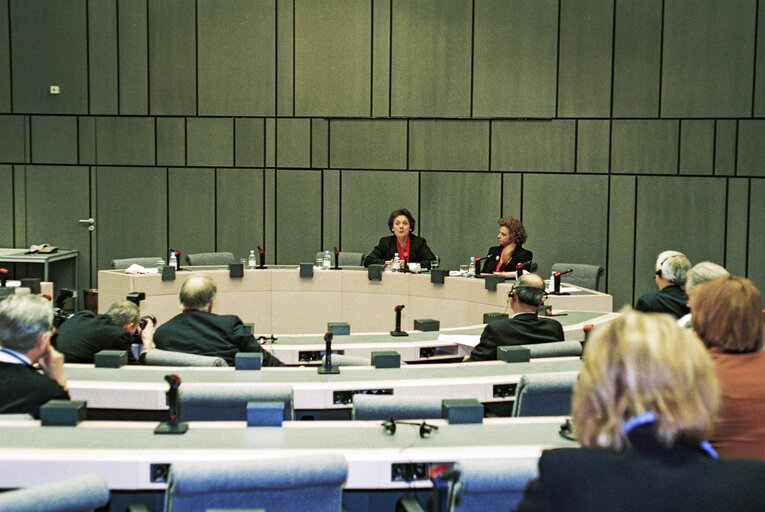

{"left": 56, "top": 300, "right": 154, "bottom": 364}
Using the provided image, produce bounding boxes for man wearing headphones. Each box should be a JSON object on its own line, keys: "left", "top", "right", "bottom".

{"left": 466, "top": 273, "right": 564, "bottom": 361}
{"left": 634, "top": 250, "right": 691, "bottom": 319}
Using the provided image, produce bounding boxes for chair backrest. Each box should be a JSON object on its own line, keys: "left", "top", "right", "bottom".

{"left": 321, "top": 354, "right": 372, "bottom": 367}
{"left": 179, "top": 383, "right": 294, "bottom": 421}
{"left": 164, "top": 454, "right": 348, "bottom": 512}
{"left": 522, "top": 340, "right": 582, "bottom": 359}
{"left": 452, "top": 458, "right": 539, "bottom": 512}
{"left": 511, "top": 371, "right": 579, "bottom": 417}
{"left": 314, "top": 251, "right": 366, "bottom": 267}
{"left": 111, "top": 256, "right": 163, "bottom": 269}
{"left": 352, "top": 394, "right": 443, "bottom": 420}
{"left": 0, "top": 473, "right": 110, "bottom": 512}
{"left": 185, "top": 252, "right": 237, "bottom": 266}
{"left": 142, "top": 348, "right": 228, "bottom": 367}
{"left": 550, "top": 263, "right": 604, "bottom": 291}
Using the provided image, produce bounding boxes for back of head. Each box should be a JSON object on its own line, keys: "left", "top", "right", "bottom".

{"left": 573, "top": 308, "right": 719, "bottom": 451}
{"left": 655, "top": 250, "right": 691, "bottom": 286}
{"left": 0, "top": 295, "right": 54, "bottom": 353}
{"left": 686, "top": 261, "right": 728, "bottom": 295}
{"left": 105, "top": 300, "right": 140, "bottom": 328}
{"left": 179, "top": 275, "right": 217, "bottom": 309}
{"left": 513, "top": 273, "right": 546, "bottom": 307}
{"left": 691, "top": 275, "right": 763, "bottom": 353}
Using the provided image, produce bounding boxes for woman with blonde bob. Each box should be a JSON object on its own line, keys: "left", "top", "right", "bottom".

{"left": 514, "top": 309, "right": 765, "bottom": 512}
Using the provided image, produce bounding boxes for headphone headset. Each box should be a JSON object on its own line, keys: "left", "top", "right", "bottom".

{"left": 508, "top": 283, "right": 547, "bottom": 307}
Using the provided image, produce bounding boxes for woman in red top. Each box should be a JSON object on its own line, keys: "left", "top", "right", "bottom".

{"left": 482, "top": 216, "right": 533, "bottom": 273}
{"left": 363, "top": 208, "right": 436, "bottom": 269}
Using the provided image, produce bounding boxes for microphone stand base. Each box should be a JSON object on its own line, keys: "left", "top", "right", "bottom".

{"left": 154, "top": 421, "right": 189, "bottom": 435}
{"left": 331, "top": 267, "right": 343, "bottom": 270}
{"left": 318, "top": 364, "right": 340, "bottom": 374}
{"left": 549, "top": 292, "right": 570, "bottom": 296}
{"left": 390, "top": 330, "right": 409, "bottom": 337}
{"left": 256, "top": 265, "right": 268, "bottom": 270}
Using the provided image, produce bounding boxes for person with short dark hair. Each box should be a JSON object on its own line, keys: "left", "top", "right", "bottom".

{"left": 482, "top": 216, "right": 533, "bottom": 273}
{"left": 363, "top": 208, "right": 436, "bottom": 269}
{"left": 0, "top": 295, "right": 69, "bottom": 417}
{"left": 154, "top": 275, "right": 283, "bottom": 366}
{"left": 466, "top": 273, "right": 563, "bottom": 362}
{"left": 634, "top": 250, "right": 691, "bottom": 319}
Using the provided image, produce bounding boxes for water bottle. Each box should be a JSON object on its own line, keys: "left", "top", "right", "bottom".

{"left": 392, "top": 253, "right": 401, "bottom": 271}
{"left": 322, "top": 250, "right": 331, "bottom": 269}
{"left": 168, "top": 252, "right": 178, "bottom": 269}
{"left": 468, "top": 257, "right": 476, "bottom": 277}
{"left": 248, "top": 250, "right": 256, "bottom": 268}
{"left": 548, "top": 271, "right": 556, "bottom": 292}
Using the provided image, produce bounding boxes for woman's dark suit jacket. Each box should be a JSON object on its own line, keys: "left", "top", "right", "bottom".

{"left": 481, "top": 245, "right": 533, "bottom": 273}
{"left": 514, "top": 425, "right": 765, "bottom": 512}
{"left": 363, "top": 235, "right": 436, "bottom": 268}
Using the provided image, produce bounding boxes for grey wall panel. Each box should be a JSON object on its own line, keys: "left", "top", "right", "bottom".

{"left": 216, "top": 168, "right": 264, "bottom": 260}
{"left": 420, "top": 172, "right": 500, "bottom": 271}
{"left": 714, "top": 120, "right": 736, "bottom": 176}
{"left": 473, "top": 0, "right": 557, "bottom": 118}
{"left": 557, "top": 0, "right": 613, "bottom": 117}
{"left": 372, "top": 0, "right": 390, "bottom": 117}
{"left": 0, "top": 165, "right": 12, "bottom": 246}
{"left": 608, "top": 175, "right": 636, "bottom": 309}
{"left": 390, "top": 0, "right": 471, "bottom": 117}
{"left": 235, "top": 118, "right": 265, "bottom": 168}
{"left": 755, "top": 0, "right": 765, "bottom": 116}
{"left": 264, "top": 169, "right": 276, "bottom": 263}
{"left": 118, "top": 0, "right": 148, "bottom": 115}
{"left": 95, "top": 117, "right": 155, "bottom": 166}
{"left": 662, "top": 0, "right": 756, "bottom": 117}
{"left": 726, "top": 178, "right": 749, "bottom": 276}
{"left": 311, "top": 119, "right": 328, "bottom": 169}
{"left": 679, "top": 120, "right": 714, "bottom": 175}
{"left": 522, "top": 174, "right": 608, "bottom": 278}
{"left": 157, "top": 117, "right": 185, "bottom": 167}
{"left": 492, "top": 120, "right": 575, "bottom": 172}
{"left": 294, "top": 0, "right": 371, "bottom": 116}
{"left": 88, "top": 0, "right": 117, "bottom": 114}
{"left": 747, "top": 179, "right": 765, "bottom": 291}
{"left": 276, "top": 118, "right": 310, "bottom": 169}
{"left": 78, "top": 117, "right": 95, "bottom": 165}
{"left": 612, "top": 0, "right": 661, "bottom": 117}
{"left": 11, "top": 0, "right": 88, "bottom": 114}
{"left": 96, "top": 166, "right": 166, "bottom": 271}
{"left": 0, "top": 115, "right": 25, "bottom": 162}
{"left": 265, "top": 118, "right": 276, "bottom": 167}
{"left": 737, "top": 120, "right": 765, "bottom": 177}
{"left": 634, "top": 176, "right": 726, "bottom": 300}
{"left": 276, "top": 0, "right": 294, "bottom": 116}
{"left": 275, "top": 170, "right": 321, "bottom": 263}
{"left": 149, "top": 0, "right": 196, "bottom": 115}
{"left": 0, "top": 0, "right": 9, "bottom": 113}
{"left": 340, "top": 170, "right": 418, "bottom": 257}
{"left": 323, "top": 169, "right": 340, "bottom": 252}
{"left": 198, "top": 0, "right": 275, "bottom": 116}
{"left": 186, "top": 118, "right": 234, "bottom": 168}
{"left": 501, "top": 173, "right": 522, "bottom": 219}
{"left": 12, "top": 165, "right": 25, "bottom": 247}
{"left": 577, "top": 120, "right": 610, "bottom": 173}
{"left": 329, "top": 120, "right": 406, "bottom": 170}
{"left": 30, "top": 116, "right": 77, "bottom": 164}
{"left": 168, "top": 167, "right": 215, "bottom": 256}
{"left": 611, "top": 120, "right": 678, "bottom": 174}
{"left": 409, "top": 120, "right": 489, "bottom": 171}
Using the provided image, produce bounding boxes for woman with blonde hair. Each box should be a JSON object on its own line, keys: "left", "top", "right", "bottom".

{"left": 514, "top": 309, "right": 765, "bottom": 512}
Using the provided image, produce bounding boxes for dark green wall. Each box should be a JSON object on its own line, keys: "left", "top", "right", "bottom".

{"left": 1, "top": 0, "right": 763, "bottom": 310}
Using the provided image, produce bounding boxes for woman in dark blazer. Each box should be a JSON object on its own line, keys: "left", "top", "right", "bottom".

{"left": 482, "top": 216, "right": 532, "bottom": 273}
{"left": 363, "top": 208, "right": 436, "bottom": 269}
{"left": 514, "top": 309, "right": 765, "bottom": 512}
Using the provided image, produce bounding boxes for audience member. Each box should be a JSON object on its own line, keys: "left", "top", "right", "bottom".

{"left": 634, "top": 250, "right": 691, "bottom": 318}
{"left": 466, "top": 273, "right": 563, "bottom": 361}
{"left": 677, "top": 261, "right": 728, "bottom": 327}
{"left": 154, "top": 275, "right": 283, "bottom": 366}
{"left": 690, "top": 275, "right": 765, "bottom": 460}
{"left": 515, "top": 309, "right": 765, "bottom": 512}
{"left": 0, "top": 295, "right": 69, "bottom": 417}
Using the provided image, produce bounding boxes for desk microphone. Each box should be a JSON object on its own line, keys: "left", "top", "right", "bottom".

{"left": 154, "top": 374, "right": 188, "bottom": 434}
{"left": 0, "top": 268, "right": 7, "bottom": 287}
{"left": 551, "top": 269, "right": 572, "bottom": 295}
{"left": 333, "top": 247, "right": 341, "bottom": 270}
{"left": 257, "top": 246, "right": 267, "bottom": 269}
{"left": 390, "top": 305, "right": 408, "bottom": 337}
{"left": 171, "top": 250, "right": 182, "bottom": 272}
{"left": 318, "top": 332, "right": 339, "bottom": 374}
{"left": 474, "top": 257, "right": 481, "bottom": 277}
{"left": 516, "top": 263, "right": 524, "bottom": 277}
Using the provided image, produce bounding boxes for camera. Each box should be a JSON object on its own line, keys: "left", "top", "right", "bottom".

{"left": 52, "top": 289, "right": 76, "bottom": 328}
{"left": 126, "top": 292, "right": 146, "bottom": 306}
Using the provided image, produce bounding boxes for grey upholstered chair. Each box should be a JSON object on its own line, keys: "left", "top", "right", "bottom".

{"left": 511, "top": 371, "right": 579, "bottom": 417}
{"left": 550, "top": 263, "right": 605, "bottom": 291}
{"left": 314, "top": 251, "right": 366, "bottom": 266}
{"left": 523, "top": 340, "right": 582, "bottom": 359}
{"left": 164, "top": 454, "right": 348, "bottom": 512}
{"left": 111, "top": 256, "right": 163, "bottom": 269}
{"left": 184, "top": 251, "right": 237, "bottom": 266}
{"left": 321, "top": 354, "right": 372, "bottom": 366}
{"left": 451, "top": 458, "right": 539, "bottom": 512}
{"left": 0, "top": 473, "right": 110, "bottom": 512}
{"left": 179, "top": 383, "right": 294, "bottom": 421}
{"left": 352, "top": 394, "right": 443, "bottom": 420}
{"left": 141, "top": 348, "right": 228, "bottom": 367}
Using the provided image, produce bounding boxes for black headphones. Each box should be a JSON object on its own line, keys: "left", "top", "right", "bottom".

{"left": 508, "top": 283, "right": 547, "bottom": 307}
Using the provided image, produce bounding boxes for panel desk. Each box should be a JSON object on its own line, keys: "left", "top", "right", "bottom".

{"left": 64, "top": 359, "right": 583, "bottom": 420}
{"left": 97, "top": 267, "right": 613, "bottom": 335}
{"left": 0, "top": 248, "right": 78, "bottom": 306}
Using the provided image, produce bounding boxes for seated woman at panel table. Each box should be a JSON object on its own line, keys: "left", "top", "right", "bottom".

{"left": 690, "top": 275, "right": 765, "bottom": 460}
{"left": 363, "top": 208, "right": 436, "bottom": 269}
{"left": 514, "top": 309, "right": 765, "bottom": 512}
{"left": 482, "top": 216, "right": 532, "bottom": 274}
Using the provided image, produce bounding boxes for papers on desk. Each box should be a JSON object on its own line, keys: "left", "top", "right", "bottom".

{"left": 438, "top": 334, "right": 480, "bottom": 348}
{"left": 124, "top": 264, "right": 159, "bottom": 274}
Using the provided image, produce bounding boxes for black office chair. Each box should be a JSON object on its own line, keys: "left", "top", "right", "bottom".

{"left": 550, "top": 263, "right": 604, "bottom": 291}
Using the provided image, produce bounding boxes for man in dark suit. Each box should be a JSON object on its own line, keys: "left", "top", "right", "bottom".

{"left": 0, "top": 295, "right": 70, "bottom": 417}
{"left": 154, "top": 275, "right": 283, "bottom": 366}
{"left": 634, "top": 250, "right": 691, "bottom": 319}
{"left": 467, "top": 273, "right": 564, "bottom": 361}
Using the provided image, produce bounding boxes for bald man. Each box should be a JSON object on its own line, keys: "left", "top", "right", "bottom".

{"left": 154, "top": 275, "right": 283, "bottom": 366}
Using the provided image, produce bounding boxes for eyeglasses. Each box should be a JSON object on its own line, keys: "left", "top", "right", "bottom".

{"left": 382, "top": 418, "right": 439, "bottom": 438}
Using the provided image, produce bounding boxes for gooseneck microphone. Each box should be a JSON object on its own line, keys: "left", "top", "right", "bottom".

{"left": 551, "top": 269, "right": 573, "bottom": 295}
{"left": 390, "top": 304, "right": 408, "bottom": 337}
{"left": 333, "top": 247, "right": 341, "bottom": 270}
{"left": 516, "top": 263, "right": 524, "bottom": 277}
{"left": 0, "top": 268, "right": 7, "bottom": 287}
{"left": 154, "top": 374, "right": 188, "bottom": 434}
{"left": 257, "top": 246, "right": 267, "bottom": 269}
{"left": 318, "top": 331, "right": 340, "bottom": 374}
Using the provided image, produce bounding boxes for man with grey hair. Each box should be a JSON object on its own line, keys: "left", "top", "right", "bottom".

{"left": 677, "top": 261, "right": 729, "bottom": 327}
{"left": 56, "top": 300, "right": 155, "bottom": 363}
{"left": 635, "top": 250, "right": 692, "bottom": 319}
{"left": 0, "top": 294, "right": 69, "bottom": 416}
{"left": 154, "top": 275, "right": 283, "bottom": 366}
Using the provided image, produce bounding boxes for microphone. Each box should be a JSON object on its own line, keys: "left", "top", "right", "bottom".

{"left": 390, "top": 305, "right": 408, "bottom": 337}
{"left": 516, "top": 262, "right": 524, "bottom": 277}
{"left": 333, "top": 247, "right": 341, "bottom": 270}
{"left": 174, "top": 250, "right": 182, "bottom": 272}
{"left": 318, "top": 331, "right": 340, "bottom": 374}
{"left": 154, "top": 374, "right": 188, "bottom": 434}
{"left": 550, "top": 270, "right": 572, "bottom": 295}
{"left": 0, "top": 268, "right": 7, "bottom": 287}
{"left": 257, "top": 245, "right": 266, "bottom": 269}
{"left": 474, "top": 257, "right": 481, "bottom": 277}
{"left": 557, "top": 268, "right": 574, "bottom": 276}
